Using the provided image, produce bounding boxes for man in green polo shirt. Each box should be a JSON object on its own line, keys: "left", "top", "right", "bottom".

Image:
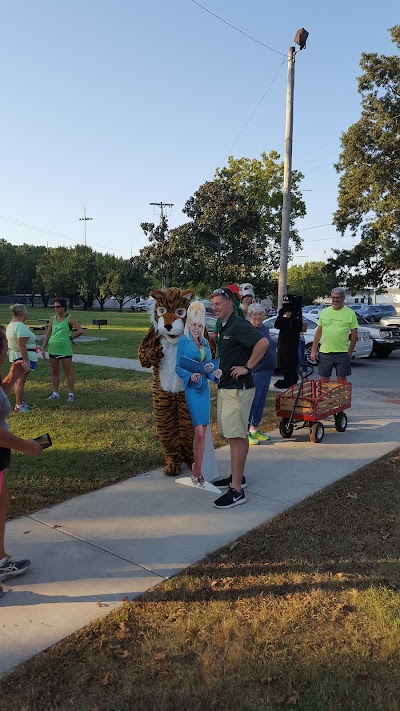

{"left": 211, "top": 287, "right": 268, "bottom": 509}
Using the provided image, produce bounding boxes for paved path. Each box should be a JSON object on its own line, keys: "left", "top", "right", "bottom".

{"left": 72, "top": 353, "right": 151, "bottom": 372}
{"left": 1, "top": 356, "right": 399, "bottom": 677}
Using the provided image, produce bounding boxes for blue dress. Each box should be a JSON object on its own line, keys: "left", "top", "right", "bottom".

{"left": 176, "top": 335, "right": 217, "bottom": 426}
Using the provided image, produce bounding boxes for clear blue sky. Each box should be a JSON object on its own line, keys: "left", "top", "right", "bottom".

{"left": 1, "top": 0, "right": 398, "bottom": 267}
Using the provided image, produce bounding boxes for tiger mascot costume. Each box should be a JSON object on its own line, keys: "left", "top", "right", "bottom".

{"left": 138, "top": 287, "right": 196, "bottom": 476}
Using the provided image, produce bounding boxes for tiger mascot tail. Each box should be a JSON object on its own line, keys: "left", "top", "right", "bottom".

{"left": 138, "top": 287, "right": 195, "bottom": 476}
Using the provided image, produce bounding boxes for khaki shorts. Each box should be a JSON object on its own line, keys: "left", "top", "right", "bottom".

{"left": 217, "top": 388, "right": 255, "bottom": 439}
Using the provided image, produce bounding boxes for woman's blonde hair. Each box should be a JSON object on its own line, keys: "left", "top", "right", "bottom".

{"left": 184, "top": 301, "right": 206, "bottom": 337}
{"left": 10, "top": 303, "right": 27, "bottom": 317}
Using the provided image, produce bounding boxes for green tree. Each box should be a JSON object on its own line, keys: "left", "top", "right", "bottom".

{"left": 287, "top": 262, "right": 337, "bottom": 304}
{"left": 161, "top": 180, "right": 263, "bottom": 288}
{"left": 0, "top": 240, "right": 16, "bottom": 294}
{"left": 70, "top": 245, "right": 97, "bottom": 310}
{"left": 137, "top": 153, "right": 306, "bottom": 293}
{"left": 215, "top": 152, "right": 306, "bottom": 270}
{"left": 14, "top": 244, "right": 47, "bottom": 306}
{"left": 36, "top": 247, "right": 79, "bottom": 308}
{"left": 332, "top": 26, "right": 400, "bottom": 289}
{"left": 139, "top": 219, "right": 170, "bottom": 289}
{"left": 95, "top": 253, "right": 117, "bottom": 311}
{"left": 109, "top": 259, "right": 138, "bottom": 311}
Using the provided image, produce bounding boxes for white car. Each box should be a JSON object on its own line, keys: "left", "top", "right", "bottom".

{"left": 263, "top": 315, "right": 373, "bottom": 364}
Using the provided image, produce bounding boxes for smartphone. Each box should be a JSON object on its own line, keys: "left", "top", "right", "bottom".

{"left": 34, "top": 433, "right": 52, "bottom": 449}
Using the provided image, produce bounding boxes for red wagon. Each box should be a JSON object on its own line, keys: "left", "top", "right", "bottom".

{"left": 275, "top": 376, "right": 352, "bottom": 443}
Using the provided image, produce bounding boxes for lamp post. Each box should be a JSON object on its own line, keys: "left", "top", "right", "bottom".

{"left": 277, "top": 28, "right": 309, "bottom": 309}
{"left": 79, "top": 204, "right": 93, "bottom": 247}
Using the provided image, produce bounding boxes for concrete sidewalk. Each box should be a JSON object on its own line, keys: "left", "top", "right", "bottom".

{"left": 1, "top": 378, "right": 399, "bottom": 677}
{"left": 51, "top": 352, "right": 151, "bottom": 373}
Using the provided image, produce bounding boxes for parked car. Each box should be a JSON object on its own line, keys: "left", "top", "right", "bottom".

{"left": 379, "top": 315, "right": 400, "bottom": 328}
{"left": 348, "top": 304, "right": 366, "bottom": 312}
{"left": 263, "top": 315, "right": 373, "bottom": 364}
{"left": 355, "top": 313, "right": 400, "bottom": 357}
{"left": 131, "top": 298, "right": 153, "bottom": 312}
{"left": 302, "top": 304, "right": 327, "bottom": 312}
{"left": 355, "top": 304, "right": 398, "bottom": 322}
{"left": 205, "top": 315, "right": 217, "bottom": 344}
{"left": 302, "top": 305, "right": 329, "bottom": 317}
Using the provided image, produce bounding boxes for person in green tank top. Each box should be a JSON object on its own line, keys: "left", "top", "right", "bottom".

{"left": 41, "top": 298, "right": 84, "bottom": 403}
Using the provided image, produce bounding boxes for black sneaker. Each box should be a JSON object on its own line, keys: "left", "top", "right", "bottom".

{"left": 0, "top": 555, "right": 30, "bottom": 581}
{"left": 213, "top": 475, "right": 247, "bottom": 490}
{"left": 213, "top": 487, "right": 246, "bottom": 509}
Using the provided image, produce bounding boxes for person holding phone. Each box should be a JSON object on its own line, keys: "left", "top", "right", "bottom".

{"left": 41, "top": 297, "right": 84, "bottom": 403}
{"left": 0, "top": 325, "right": 42, "bottom": 598}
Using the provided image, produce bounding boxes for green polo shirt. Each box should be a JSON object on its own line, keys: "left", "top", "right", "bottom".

{"left": 218, "top": 313, "right": 263, "bottom": 389}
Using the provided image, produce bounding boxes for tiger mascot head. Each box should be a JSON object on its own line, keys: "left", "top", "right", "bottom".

{"left": 149, "top": 288, "right": 195, "bottom": 343}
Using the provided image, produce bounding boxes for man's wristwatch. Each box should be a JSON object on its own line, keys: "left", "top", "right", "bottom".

{"left": 243, "top": 363, "right": 251, "bottom": 372}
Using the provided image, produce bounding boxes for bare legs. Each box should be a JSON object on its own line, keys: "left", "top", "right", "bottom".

{"left": 49, "top": 357, "right": 74, "bottom": 394}
{"left": 191, "top": 425, "right": 206, "bottom": 484}
{"left": 0, "top": 480, "right": 10, "bottom": 559}
{"left": 229, "top": 437, "right": 249, "bottom": 492}
{"left": 13, "top": 370, "right": 30, "bottom": 407}
{"left": 61, "top": 358, "right": 74, "bottom": 393}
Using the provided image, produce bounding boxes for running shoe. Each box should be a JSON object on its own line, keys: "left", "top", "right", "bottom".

{"left": 0, "top": 555, "right": 31, "bottom": 581}
{"left": 250, "top": 430, "right": 271, "bottom": 441}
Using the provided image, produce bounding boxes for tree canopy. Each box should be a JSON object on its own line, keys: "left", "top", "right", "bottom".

{"left": 331, "top": 25, "right": 400, "bottom": 289}
{"left": 0, "top": 241, "right": 151, "bottom": 310}
{"left": 286, "top": 262, "right": 338, "bottom": 305}
{"left": 136, "top": 152, "right": 306, "bottom": 294}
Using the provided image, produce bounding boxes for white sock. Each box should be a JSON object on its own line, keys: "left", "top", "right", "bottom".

{"left": 0, "top": 556, "right": 7, "bottom": 566}
{"left": 68, "top": 393, "right": 74, "bottom": 397}
{"left": 53, "top": 392, "right": 59, "bottom": 396}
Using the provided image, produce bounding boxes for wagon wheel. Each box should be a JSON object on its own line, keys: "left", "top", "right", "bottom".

{"left": 334, "top": 411, "right": 348, "bottom": 432}
{"left": 310, "top": 421, "right": 324, "bottom": 443}
{"left": 279, "top": 418, "right": 294, "bottom": 439}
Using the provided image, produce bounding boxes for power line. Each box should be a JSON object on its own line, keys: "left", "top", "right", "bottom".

{"left": 0, "top": 215, "right": 131, "bottom": 255}
{"left": 297, "top": 222, "right": 333, "bottom": 231}
{"left": 190, "top": 0, "right": 285, "bottom": 56}
{"left": 218, "top": 60, "right": 285, "bottom": 167}
{"left": 294, "top": 140, "right": 339, "bottom": 159}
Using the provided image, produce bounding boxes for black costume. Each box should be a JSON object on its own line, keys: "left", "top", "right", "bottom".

{"left": 274, "top": 294, "right": 303, "bottom": 388}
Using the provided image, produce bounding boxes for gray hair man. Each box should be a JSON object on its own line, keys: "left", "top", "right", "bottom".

{"left": 310, "top": 287, "right": 358, "bottom": 382}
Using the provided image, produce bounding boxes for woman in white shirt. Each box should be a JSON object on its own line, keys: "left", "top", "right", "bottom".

{"left": 5, "top": 304, "right": 38, "bottom": 413}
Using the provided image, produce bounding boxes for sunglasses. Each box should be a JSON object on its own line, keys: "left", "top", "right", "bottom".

{"left": 211, "top": 288, "right": 232, "bottom": 300}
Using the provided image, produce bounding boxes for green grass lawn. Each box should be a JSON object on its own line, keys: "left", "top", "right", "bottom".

{"left": 1, "top": 450, "right": 399, "bottom": 711}
{"left": 5, "top": 362, "right": 162, "bottom": 517}
{"left": 0, "top": 305, "right": 150, "bottom": 359}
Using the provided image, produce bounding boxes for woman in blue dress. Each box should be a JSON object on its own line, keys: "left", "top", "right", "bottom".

{"left": 176, "top": 302, "right": 221, "bottom": 485}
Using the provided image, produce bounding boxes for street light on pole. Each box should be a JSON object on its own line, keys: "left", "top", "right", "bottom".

{"left": 277, "top": 28, "right": 309, "bottom": 309}
{"left": 79, "top": 204, "right": 93, "bottom": 246}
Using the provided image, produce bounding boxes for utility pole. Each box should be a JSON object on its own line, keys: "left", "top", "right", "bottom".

{"left": 277, "top": 28, "right": 309, "bottom": 309}
{"left": 149, "top": 201, "right": 174, "bottom": 289}
{"left": 79, "top": 204, "right": 93, "bottom": 246}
